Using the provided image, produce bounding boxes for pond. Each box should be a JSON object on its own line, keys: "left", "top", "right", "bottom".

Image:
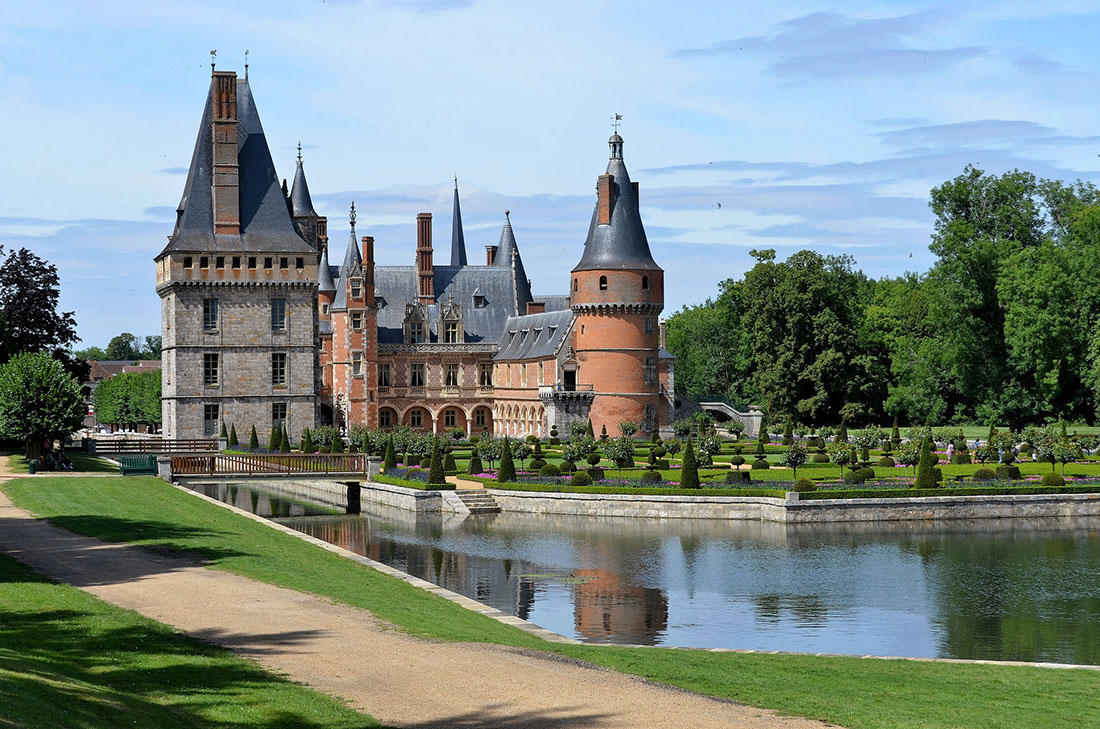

{"left": 191, "top": 482, "right": 1100, "bottom": 665}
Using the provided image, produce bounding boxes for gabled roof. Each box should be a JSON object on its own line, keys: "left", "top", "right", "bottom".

{"left": 160, "top": 74, "right": 313, "bottom": 257}
{"left": 290, "top": 155, "right": 319, "bottom": 218}
{"left": 490, "top": 212, "right": 533, "bottom": 310}
{"left": 572, "top": 134, "right": 661, "bottom": 272}
{"left": 450, "top": 181, "right": 468, "bottom": 267}
{"left": 493, "top": 309, "right": 573, "bottom": 361}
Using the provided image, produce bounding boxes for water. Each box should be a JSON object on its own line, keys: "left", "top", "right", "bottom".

{"left": 192, "top": 482, "right": 1100, "bottom": 664}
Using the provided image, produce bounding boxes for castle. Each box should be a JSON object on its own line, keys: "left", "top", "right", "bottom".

{"left": 155, "top": 68, "right": 676, "bottom": 441}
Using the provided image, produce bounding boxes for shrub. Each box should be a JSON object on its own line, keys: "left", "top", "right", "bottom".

{"left": 729, "top": 455, "right": 746, "bottom": 469}
{"left": 570, "top": 472, "right": 592, "bottom": 487}
{"left": 561, "top": 460, "right": 576, "bottom": 473}
{"left": 972, "top": 468, "right": 997, "bottom": 482}
{"left": 384, "top": 436, "right": 398, "bottom": 470}
{"left": 427, "top": 441, "right": 448, "bottom": 486}
{"left": 652, "top": 459, "right": 670, "bottom": 469}
{"left": 843, "top": 471, "right": 866, "bottom": 484}
{"left": 586, "top": 466, "right": 604, "bottom": 481}
{"left": 877, "top": 456, "right": 895, "bottom": 467}
{"left": 279, "top": 428, "right": 291, "bottom": 453}
{"left": 539, "top": 463, "right": 561, "bottom": 477}
{"left": 318, "top": 446, "right": 330, "bottom": 454}
{"left": 228, "top": 424, "right": 239, "bottom": 448}
{"left": 444, "top": 453, "right": 457, "bottom": 471}
{"left": 793, "top": 477, "right": 817, "bottom": 493}
{"left": 750, "top": 458, "right": 770, "bottom": 470}
{"left": 529, "top": 458, "right": 547, "bottom": 471}
{"left": 640, "top": 471, "right": 662, "bottom": 484}
{"left": 1002, "top": 450, "right": 1016, "bottom": 465}
{"left": 1042, "top": 472, "right": 1066, "bottom": 488}
{"left": 586, "top": 453, "right": 601, "bottom": 466}
{"left": 526, "top": 435, "right": 539, "bottom": 444}
{"left": 996, "top": 464, "right": 1021, "bottom": 480}
{"left": 249, "top": 425, "right": 259, "bottom": 450}
{"left": 915, "top": 434, "right": 937, "bottom": 489}
{"left": 680, "top": 438, "right": 700, "bottom": 489}
{"left": 951, "top": 454, "right": 972, "bottom": 465}
{"left": 857, "top": 467, "right": 876, "bottom": 480}
{"left": 467, "top": 454, "right": 483, "bottom": 474}
{"left": 498, "top": 438, "right": 516, "bottom": 482}
{"left": 812, "top": 453, "right": 831, "bottom": 463}
{"left": 420, "top": 456, "right": 432, "bottom": 468}
{"left": 549, "top": 437, "right": 561, "bottom": 446}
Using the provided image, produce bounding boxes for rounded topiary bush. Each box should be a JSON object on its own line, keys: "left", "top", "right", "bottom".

{"left": 972, "top": 468, "right": 997, "bottom": 482}
{"left": 858, "top": 467, "right": 876, "bottom": 480}
{"left": 996, "top": 464, "right": 1021, "bottom": 480}
{"left": 729, "top": 455, "right": 746, "bottom": 469}
{"left": 793, "top": 477, "right": 817, "bottom": 493}
{"left": 877, "top": 456, "right": 895, "bottom": 467}
{"left": 640, "top": 471, "right": 662, "bottom": 484}
{"left": 561, "top": 461, "right": 576, "bottom": 473}
{"left": 570, "top": 472, "right": 592, "bottom": 487}
{"left": 1001, "top": 451, "right": 1016, "bottom": 465}
{"left": 586, "top": 453, "right": 601, "bottom": 466}
{"left": 549, "top": 437, "right": 561, "bottom": 446}
{"left": 539, "top": 463, "right": 561, "bottom": 477}
{"left": 1042, "top": 472, "right": 1066, "bottom": 488}
{"left": 420, "top": 456, "right": 432, "bottom": 468}
{"left": 653, "top": 459, "right": 670, "bottom": 470}
{"left": 951, "top": 454, "right": 972, "bottom": 465}
{"left": 843, "top": 471, "right": 866, "bottom": 485}
{"left": 750, "top": 458, "right": 770, "bottom": 470}
{"left": 528, "top": 458, "right": 547, "bottom": 471}
{"left": 812, "top": 453, "right": 831, "bottom": 463}
{"left": 586, "top": 466, "right": 604, "bottom": 481}
{"left": 526, "top": 435, "right": 538, "bottom": 443}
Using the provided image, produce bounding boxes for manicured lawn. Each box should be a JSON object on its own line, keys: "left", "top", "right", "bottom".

{"left": 6, "top": 451, "right": 117, "bottom": 474}
{"left": 0, "top": 551, "right": 380, "bottom": 728}
{"left": 5, "top": 477, "right": 1098, "bottom": 729}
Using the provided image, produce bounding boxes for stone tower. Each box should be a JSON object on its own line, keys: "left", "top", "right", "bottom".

{"left": 569, "top": 132, "right": 664, "bottom": 435}
{"left": 154, "top": 69, "right": 320, "bottom": 440}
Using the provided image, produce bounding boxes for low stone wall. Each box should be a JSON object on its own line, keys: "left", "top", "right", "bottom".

{"left": 359, "top": 481, "right": 454, "bottom": 514}
{"left": 180, "top": 478, "right": 356, "bottom": 511}
{"left": 487, "top": 488, "right": 1100, "bottom": 523}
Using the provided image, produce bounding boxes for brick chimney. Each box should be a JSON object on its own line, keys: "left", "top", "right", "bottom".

{"left": 416, "top": 213, "right": 434, "bottom": 304}
{"left": 211, "top": 71, "right": 240, "bottom": 236}
{"left": 597, "top": 174, "right": 615, "bottom": 225}
{"left": 526, "top": 301, "right": 545, "bottom": 315}
{"left": 486, "top": 245, "right": 498, "bottom": 266}
{"left": 659, "top": 319, "right": 667, "bottom": 348}
{"left": 362, "top": 235, "right": 375, "bottom": 302}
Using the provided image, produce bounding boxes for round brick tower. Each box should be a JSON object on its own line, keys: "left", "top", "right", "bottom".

{"left": 570, "top": 132, "right": 664, "bottom": 436}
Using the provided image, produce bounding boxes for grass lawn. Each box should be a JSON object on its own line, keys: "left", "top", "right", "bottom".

{"left": 0, "top": 551, "right": 380, "bottom": 729}
{"left": 6, "top": 451, "right": 117, "bottom": 474}
{"left": 4, "top": 477, "right": 1098, "bottom": 729}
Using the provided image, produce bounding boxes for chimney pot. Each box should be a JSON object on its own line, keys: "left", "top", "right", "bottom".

{"left": 486, "top": 245, "right": 499, "bottom": 266}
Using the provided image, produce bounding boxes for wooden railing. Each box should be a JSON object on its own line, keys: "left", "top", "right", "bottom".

{"left": 93, "top": 439, "right": 217, "bottom": 454}
{"left": 170, "top": 453, "right": 373, "bottom": 476}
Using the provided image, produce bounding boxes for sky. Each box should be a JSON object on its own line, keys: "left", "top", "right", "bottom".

{"left": 3, "top": 0, "right": 1100, "bottom": 347}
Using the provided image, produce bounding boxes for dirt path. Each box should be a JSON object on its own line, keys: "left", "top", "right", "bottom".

{"left": 0, "top": 487, "right": 835, "bottom": 729}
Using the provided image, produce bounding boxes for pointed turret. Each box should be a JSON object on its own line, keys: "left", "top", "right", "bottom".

{"left": 290, "top": 144, "right": 319, "bottom": 218}
{"left": 450, "top": 179, "right": 468, "bottom": 267}
{"left": 341, "top": 202, "right": 363, "bottom": 273}
{"left": 317, "top": 241, "right": 336, "bottom": 294}
{"left": 491, "top": 211, "right": 533, "bottom": 312}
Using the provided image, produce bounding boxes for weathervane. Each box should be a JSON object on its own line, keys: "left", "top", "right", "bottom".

{"left": 210, "top": 49, "right": 216, "bottom": 72}
{"left": 244, "top": 49, "right": 249, "bottom": 78}
{"left": 611, "top": 113, "right": 623, "bottom": 132}
{"left": 350, "top": 201, "right": 357, "bottom": 228}
{"left": 297, "top": 141, "right": 303, "bottom": 163}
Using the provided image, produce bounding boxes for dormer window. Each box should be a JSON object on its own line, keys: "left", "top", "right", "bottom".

{"left": 599, "top": 275, "right": 608, "bottom": 290}
{"left": 409, "top": 322, "right": 424, "bottom": 343}
{"left": 350, "top": 279, "right": 362, "bottom": 298}
{"left": 183, "top": 256, "right": 192, "bottom": 268}
{"left": 474, "top": 295, "right": 486, "bottom": 307}
{"left": 443, "top": 321, "right": 459, "bottom": 343}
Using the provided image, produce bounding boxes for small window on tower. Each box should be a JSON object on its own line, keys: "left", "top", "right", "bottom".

{"left": 296, "top": 257, "right": 304, "bottom": 270}
{"left": 350, "top": 279, "right": 362, "bottom": 298}
{"left": 264, "top": 257, "right": 273, "bottom": 269}
{"left": 599, "top": 275, "right": 608, "bottom": 290}
{"left": 271, "top": 299, "right": 287, "bottom": 331}
{"left": 351, "top": 312, "right": 362, "bottom": 330}
{"left": 645, "top": 317, "right": 654, "bottom": 335}
{"left": 232, "top": 256, "right": 241, "bottom": 269}
{"left": 183, "top": 256, "right": 192, "bottom": 268}
{"left": 352, "top": 352, "right": 363, "bottom": 376}
{"left": 215, "top": 256, "right": 225, "bottom": 269}
{"left": 573, "top": 278, "right": 578, "bottom": 292}
{"left": 321, "top": 303, "right": 329, "bottom": 315}
{"left": 642, "top": 275, "right": 649, "bottom": 290}
{"left": 248, "top": 257, "right": 257, "bottom": 269}
{"left": 474, "top": 294, "right": 486, "bottom": 308}
{"left": 200, "top": 256, "right": 209, "bottom": 269}
{"left": 280, "top": 257, "right": 289, "bottom": 270}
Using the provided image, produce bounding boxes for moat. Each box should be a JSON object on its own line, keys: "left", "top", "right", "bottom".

{"left": 191, "top": 482, "right": 1100, "bottom": 665}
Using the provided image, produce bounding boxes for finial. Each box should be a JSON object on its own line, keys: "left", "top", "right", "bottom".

{"left": 210, "top": 49, "right": 216, "bottom": 73}
{"left": 505, "top": 209, "right": 510, "bottom": 222}
{"left": 244, "top": 49, "right": 249, "bottom": 79}
{"left": 611, "top": 113, "right": 622, "bottom": 132}
{"left": 454, "top": 174, "right": 458, "bottom": 188}
{"left": 349, "top": 202, "right": 357, "bottom": 228}
{"left": 297, "top": 141, "right": 303, "bottom": 163}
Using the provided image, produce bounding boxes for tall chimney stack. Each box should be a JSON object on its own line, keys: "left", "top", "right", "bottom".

{"left": 597, "top": 174, "right": 615, "bottom": 225}
{"left": 211, "top": 71, "right": 240, "bottom": 236}
{"left": 416, "top": 213, "right": 434, "bottom": 304}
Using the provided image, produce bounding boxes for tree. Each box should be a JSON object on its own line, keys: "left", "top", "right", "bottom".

{"left": 1052, "top": 439, "right": 1079, "bottom": 476}
{"left": 384, "top": 435, "right": 397, "bottom": 470}
{"left": 511, "top": 440, "right": 532, "bottom": 469}
{"left": 915, "top": 434, "right": 938, "bottom": 489}
{"left": 74, "top": 345, "right": 107, "bottom": 361}
{"left": 728, "top": 420, "right": 745, "bottom": 440}
{"left": 602, "top": 436, "right": 636, "bottom": 479}
{"left": 330, "top": 429, "right": 345, "bottom": 453}
{"left": 106, "top": 333, "right": 141, "bottom": 362}
{"left": 498, "top": 437, "right": 516, "bottom": 481}
{"left": 142, "top": 335, "right": 163, "bottom": 359}
{"left": 780, "top": 443, "right": 808, "bottom": 481}
{"left": 679, "top": 438, "right": 700, "bottom": 488}
{"left": 827, "top": 440, "right": 852, "bottom": 477}
{"left": 300, "top": 428, "right": 313, "bottom": 453}
{"left": 618, "top": 421, "right": 638, "bottom": 437}
{"left": 268, "top": 423, "right": 281, "bottom": 452}
{"left": 0, "top": 248, "right": 81, "bottom": 374}
{"left": 0, "top": 351, "right": 85, "bottom": 459}
{"left": 427, "top": 439, "right": 446, "bottom": 486}
{"left": 279, "top": 427, "right": 291, "bottom": 453}
{"left": 249, "top": 425, "right": 259, "bottom": 450}
{"left": 92, "top": 370, "right": 160, "bottom": 430}
{"left": 895, "top": 440, "right": 920, "bottom": 478}
{"left": 228, "top": 424, "right": 238, "bottom": 449}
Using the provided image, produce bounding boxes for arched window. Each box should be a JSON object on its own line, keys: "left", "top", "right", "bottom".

{"left": 599, "top": 275, "right": 608, "bottom": 290}
{"left": 573, "top": 278, "right": 578, "bottom": 292}
{"left": 642, "top": 275, "right": 649, "bottom": 290}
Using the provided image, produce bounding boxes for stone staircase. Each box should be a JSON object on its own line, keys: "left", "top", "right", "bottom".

{"left": 455, "top": 490, "right": 501, "bottom": 514}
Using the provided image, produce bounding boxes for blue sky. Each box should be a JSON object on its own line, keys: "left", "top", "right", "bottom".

{"left": 3, "top": 1, "right": 1100, "bottom": 347}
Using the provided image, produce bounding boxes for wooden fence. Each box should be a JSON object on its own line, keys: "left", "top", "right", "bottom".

{"left": 93, "top": 439, "right": 217, "bottom": 454}
{"left": 170, "top": 453, "right": 373, "bottom": 476}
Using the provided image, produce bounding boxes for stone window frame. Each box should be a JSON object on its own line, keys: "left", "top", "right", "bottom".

{"left": 272, "top": 402, "right": 288, "bottom": 433}
{"left": 443, "top": 408, "right": 457, "bottom": 428}
{"left": 377, "top": 362, "right": 391, "bottom": 389}
{"left": 279, "top": 257, "right": 289, "bottom": 270}
{"left": 409, "top": 409, "right": 423, "bottom": 428}
{"left": 351, "top": 311, "right": 363, "bottom": 330}
{"left": 644, "top": 356, "right": 656, "bottom": 385}
{"left": 443, "top": 321, "right": 460, "bottom": 344}
{"left": 408, "top": 321, "right": 425, "bottom": 344}
{"left": 644, "top": 403, "right": 655, "bottom": 432}
{"left": 599, "top": 275, "right": 608, "bottom": 290}
{"left": 350, "top": 278, "right": 362, "bottom": 299}
{"left": 271, "top": 352, "right": 288, "bottom": 388}
{"left": 202, "top": 298, "right": 218, "bottom": 332}
{"left": 202, "top": 403, "right": 219, "bottom": 436}
{"left": 271, "top": 298, "right": 287, "bottom": 331}
{"left": 202, "top": 353, "right": 219, "bottom": 387}
{"left": 644, "top": 317, "right": 654, "bottom": 335}
{"left": 409, "top": 362, "right": 425, "bottom": 388}
{"left": 475, "top": 408, "right": 487, "bottom": 428}
{"left": 445, "top": 362, "right": 460, "bottom": 388}
{"left": 479, "top": 363, "right": 493, "bottom": 388}
{"left": 379, "top": 408, "right": 393, "bottom": 428}
{"left": 538, "top": 361, "right": 544, "bottom": 385}
{"left": 264, "top": 257, "right": 273, "bottom": 270}
{"left": 352, "top": 351, "right": 363, "bottom": 377}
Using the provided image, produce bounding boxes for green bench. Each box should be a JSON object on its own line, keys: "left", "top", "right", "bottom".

{"left": 118, "top": 455, "right": 157, "bottom": 476}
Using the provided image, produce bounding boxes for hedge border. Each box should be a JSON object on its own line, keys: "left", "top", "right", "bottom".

{"left": 800, "top": 484, "right": 1100, "bottom": 500}
{"left": 466, "top": 476, "right": 786, "bottom": 498}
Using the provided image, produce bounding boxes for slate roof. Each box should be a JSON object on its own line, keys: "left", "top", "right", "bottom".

{"left": 290, "top": 157, "right": 319, "bottom": 218}
{"left": 330, "top": 212, "right": 363, "bottom": 312}
{"left": 533, "top": 295, "right": 571, "bottom": 312}
{"left": 160, "top": 75, "right": 313, "bottom": 258}
{"left": 317, "top": 243, "right": 335, "bottom": 293}
{"left": 490, "top": 213, "right": 533, "bottom": 310}
{"left": 572, "top": 134, "right": 661, "bottom": 272}
{"left": 493, "top": 309, "right": 573, "bottom": 361}
{"left": 450, "top": 183, "right": 468, "bottom": 267}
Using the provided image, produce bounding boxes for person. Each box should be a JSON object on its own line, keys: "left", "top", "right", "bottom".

{"left": 946, "top": 442, "right": 955, "bottom": 462}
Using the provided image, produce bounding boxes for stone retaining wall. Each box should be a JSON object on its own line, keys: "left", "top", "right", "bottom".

{"left": 487, "top": 490, "right": 787, "bottom": 521}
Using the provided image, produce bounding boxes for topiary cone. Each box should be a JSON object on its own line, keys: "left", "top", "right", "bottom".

{"left": 498, "top": 437, "right": 516, "bottom": 482}
{"left": 384, "top": 435, "right": 397, "bottom": 471}
{"left": 680, "top": 438, "right": 700, "bottom": 489}
{"left": 249, "top": 425, "right": 259, "bottom": 450}
{"left": 228, "top": 424, "right": 238, "bottom": 448}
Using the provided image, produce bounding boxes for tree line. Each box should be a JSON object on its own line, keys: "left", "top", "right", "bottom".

{"left": 76, "top": 332, "right": 161, "bottom": 362}
{"left": 92, "top": 370, "right": 161, "bottom": 429}
{"left": 666, "top": 166, "right": 1100, "bottom": 428}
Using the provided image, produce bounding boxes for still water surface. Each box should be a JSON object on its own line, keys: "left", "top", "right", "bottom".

{"left": 194, "top": 482, "right": 1100, "bottom": 664}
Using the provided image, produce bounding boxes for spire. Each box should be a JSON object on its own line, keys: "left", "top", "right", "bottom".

{"left": 573, "top": 132, "right": 660, "bottom": 272}
{"left": 492, "top": 210, "right": 533, "bottom": 312}
{"left": 317, "top": 240, "right": 335, "bottom": 293}
{"left": 450, "top": 177, "right": 468, "bottom": 267}
{"left": 341, "top": 202, "right": 362, "bottom": 272}
{"left": 290, "top": 143, "right": 319, "bottom": 218}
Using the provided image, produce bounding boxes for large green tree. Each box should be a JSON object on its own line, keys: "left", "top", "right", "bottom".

{"left": 92, "top": 370, "right": 161, "bottom": 429}
{"left": 0, "top": 351, "right": 85, "bottom": 458}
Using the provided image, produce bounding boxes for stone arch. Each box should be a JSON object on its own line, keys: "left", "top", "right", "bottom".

{"left": 377, "top": 406, "right": 399, "bottom": 429}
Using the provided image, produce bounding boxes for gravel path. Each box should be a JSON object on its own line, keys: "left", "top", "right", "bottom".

{"left": 0, "top": 484, "right": 836, "bottom": 729}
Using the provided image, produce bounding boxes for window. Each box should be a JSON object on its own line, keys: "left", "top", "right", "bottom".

{"left": 521, "top": 363, "right": 527, "bottom": 386}
{"left": 645, "top": 317, "right": 654, "bottom": 335}
{"left": 350, "top": 279, "right": 362, "bottom": 298}
{"left": 642, "top": 275, "right": 649, "bottom": 290}
{"left": 296, "top": 257, "right": 304, "bottom": 270}
{"left": 378, "top": 363, "right": 391, "bottom": 388}
{"left": 272, "top": 353, "right": 287, "bottom": 387}
{"left": 474, "top": 294, "right": 486, "bottom": 308}
{"left": 644, "top": 356, "right": 656, "bottom": 385}
{"left": 202, "top": 299, "right": 218, "bottom": 331}
{"left": 203, "top": 404, "right": 219, "bottom": 436}
{"left": 264, "top": 257, "right": 273, "bottom": 269}
{"left": 215, "top": 256, "right": 224, "bottom": 269}
{"left": 538, "top": 361, "right": 544, "bottom": 385}
{"left": 644, "top": 403, "right": 655, "bottom": 433}
{"left": 409, "top": 322, "right": 424, "bottom": 344}
{"left": 445, "top": 362, "right": 459, "bottom": 387}
{"left": 475, "top": 408, "right": 487, "bottom": 427}
{"left": 444, "top": 409, "right": 456, "bottom": 428}
{"left": 443, "top": 321, "right": 459, "bottom": 343}
{"left": 280, "top": 257, "right": 289, "bottom": 270}
{"left": 321, "top": 303, "right": 329, "bottom": 315}
{"left": 272, "top": 403, "right": 287, "bottom": 432}
{"left": 479, "top": 363, "right": 493, "bottom": 388}
{"left": 248, "top": 256, "right": 257, "bottom": 269}
{"left": 232, "top": 256, "right": 241, "bottom": 269}
{"left": 409, "top": 362, "right": 425, "bottom": 388}
{"left": 271, "top": 299, "right": 286, "bottom": 331}
{"left": 410, "top": 409, "right": 423, "bottom": 428}
{"left": 379, "top": 409, "right": 392, "bottom": 428}
{"left": 599, "top": 275, "right": 608, "bottom": 290}
{"left": 203, "top": 353, "right": 219, "bottom": 386}
{"left": 351, "top": 312, "right": 362, "bottom": 330}
{"left": 573, "top": 278, "right": 578, "bottom": 292}
{"left": 183, "top": 256, "right": 192, "bottom": 268}
{"left": 352, "top": 351, "right": 363, "bottom": 376}
{"left": 200, "top": 256, "right": 209, "bottom": 269}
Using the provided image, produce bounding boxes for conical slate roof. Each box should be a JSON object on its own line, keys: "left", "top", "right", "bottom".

{"left": 290, "top": 155, "right": 319, "bottom": 218}
{"left": 160, "top": 74, "right": 312, "bottom": 257}
{"left": 341, "top": 203, "right": 362, "bottom": 273}
{"left": 491, "top": 212, "right": 533, "bottom": 311}
{"left": 450, "top": 181, "right": 468, "bottom": 267}
{"left": 572, "top": 134, "right": 660, "bottom": 272}
{"left": 317, "top": 242, "right": 335, "bottom": 293}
